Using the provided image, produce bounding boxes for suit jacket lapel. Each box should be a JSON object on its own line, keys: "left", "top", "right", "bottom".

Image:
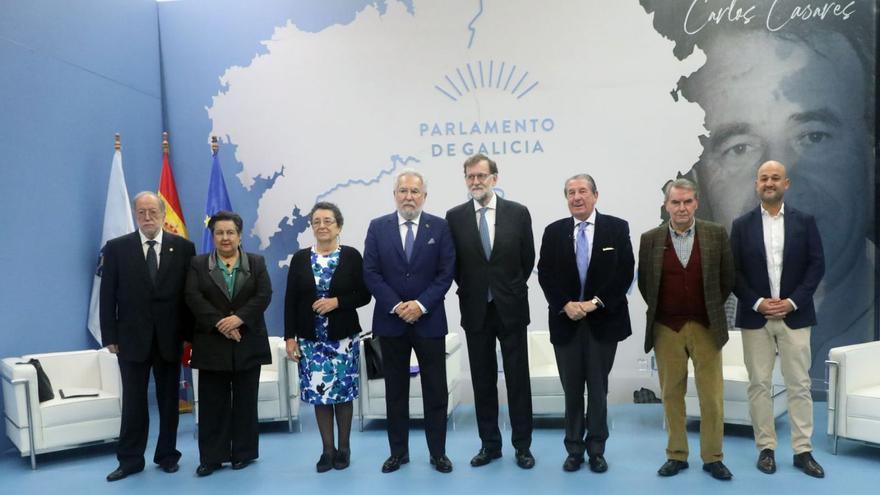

{"left": 155, "top": 236, "right": 174, "bottom": 286}
{"left": 231, "top": 251, "right": 252, "bottom": 304}
{"left": 411, "top": 215, "right": 431, "bottom": 263}
{"left": 650, "top": 224, "right": 667, "bottom": 298}
{"left": 750, "top": 208, "right": 769, "bottom": 273}
{"left": 696, "top": 220, "right": 716, "bottom": 288}
{"left": 463, "top": 200, "right": 486, "bottom": 260}
{"left": 128, "top": 233, "right": 153, "bottom": 288}
{"left": 388, "top": 214, "right": 407, "bottom": 263}
{"left": 207, "top": 254, "right": 232, "bottom": 301}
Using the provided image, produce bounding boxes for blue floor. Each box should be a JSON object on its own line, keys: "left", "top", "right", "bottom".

{"left": 2, "top": 402, "right": 878, "bottom": 494}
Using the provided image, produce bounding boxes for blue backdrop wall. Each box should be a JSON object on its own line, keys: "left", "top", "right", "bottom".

{"left": 0, "top": 0, "right": 164, "bottom": 453}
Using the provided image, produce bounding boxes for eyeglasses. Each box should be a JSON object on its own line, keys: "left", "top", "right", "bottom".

{"left": 465, "top": 173, "right": 494, "bottom": 183}
{"left": 396, "top": 188, "right": 423, "bottom": 197}
{"left": 311, "top": 219, "right": 337, "bottom": 227}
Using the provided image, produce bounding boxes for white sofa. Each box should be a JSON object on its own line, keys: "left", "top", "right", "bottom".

{"left": 684, "top": 330, "right": 787, "bottom": 425}
{"left": 527, "top": 330, "right": 588, "bottom": 416}
{"left": 193, "top": 336, "right": 300, "bottom": 432}
{"left": 826, "top": 340, "right": 880, "bottom": 453}
{"left": 1, "top": 348, "right": 122, "bottom": 469}
{"left": 357, "top": 333, "right": 463, "bottom": 430}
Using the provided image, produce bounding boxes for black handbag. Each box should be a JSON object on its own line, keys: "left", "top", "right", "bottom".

{"left": 17, "top": 358, "right": 55, "bottom": 402}
{"left": 364, "top": 335, "right": 384, "bottom": 380}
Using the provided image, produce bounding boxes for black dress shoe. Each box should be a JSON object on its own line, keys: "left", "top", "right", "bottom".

{"left": 231, "top": 460, "right": 252, "bottom": 470}
{"left": 106, "top": 465, "right": 143, "bottom": 482}
{"left": 702, "top": 461, "right": 733, "bottom": 480}
{"left": 470, "top": 447, "right": 502, "bottom": 467}
{"left": 159, "top": 462, "right": 179, "bottom": 474}
{"left": 588, "top": 455, "right": 608, "bottom": 473}
{"left": 562, "top": 454, "right": 584, "bottom": 472}
{"left": 430, "top": 454, "right": 453, "bottom": 473}
{"left": 196, "top": 463, "right": 221, "bottom": 477}
{"left": 317, "top": 452, "right": 334, "bottom": 473}
{"left": 757, "top": 448, "right": 776, "bottom": 474}
{"left": 381, "top": 453, "right": 410, "bottom": 473}
{"left": 657, "top": 459, "right": 688, "bottom": 477}
{"left": 793, "top": 452, "right": 825, "bottom": 478}
{"left": 333, "top": 449, "right": 350, "bottom": 470}
{"left": 515, "top": 449, "right": 535, "bottom": 469}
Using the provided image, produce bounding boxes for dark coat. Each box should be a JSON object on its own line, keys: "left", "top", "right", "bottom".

{"left": 538, "top": 212, "right": 635, "bottom": 346}
{"left": 446, "top": 196, "right": 535, "bottom": 332}
{"left": 284, "top": 245, "right": 371, "bottom": 341}
{"left": 185, "top": 251, "right": 272, "bottom": 371}
{"left": 100, "top": 230, "right": 195, "bottom": 363}
{"left": 731, "top": 205, "right": 825, "bottom": 330}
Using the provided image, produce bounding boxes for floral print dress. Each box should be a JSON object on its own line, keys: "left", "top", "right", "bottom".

{"left": 298, "top": 247, "right": 360, "bottom": 404}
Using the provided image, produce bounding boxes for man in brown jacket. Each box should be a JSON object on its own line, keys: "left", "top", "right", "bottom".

{"left": 637, "top": 178, "right": 734, "bottom": 481}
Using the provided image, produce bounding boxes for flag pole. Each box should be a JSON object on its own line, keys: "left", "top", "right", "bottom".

{"left": 114, "top": 132, "right": 121, "bottom": 151}
{"left": 211, "top": 135, "right": 218, "bottom": 155}
{"left": 162, "top": 131, "right": 169, "bottom": 154}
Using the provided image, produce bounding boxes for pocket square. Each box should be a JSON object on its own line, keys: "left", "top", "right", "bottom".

{"left": 427, "top": 238, "right": 436, "bottom": 245}
{"left": 602, "top": 247, "right": 615, "bottom": 251}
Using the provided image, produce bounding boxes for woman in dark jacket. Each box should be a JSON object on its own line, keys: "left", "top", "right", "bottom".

{"left": 285, "top": 202, "right": 371, "bottom": 472}
{"left": 186, "top": 211, "right": 272, "bottom": 477}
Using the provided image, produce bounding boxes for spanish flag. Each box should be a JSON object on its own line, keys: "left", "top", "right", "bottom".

{"left": 158, "top": 135, "right": 189, "bottom": 239}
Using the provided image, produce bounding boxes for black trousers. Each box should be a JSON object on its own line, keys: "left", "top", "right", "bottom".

{"left": 379, "top": 333, "right": 448, "bottom": 458}
{"left": 553, "top": 319, "right": 618, "bottom": 458}
{"left": 116, "top": 338, "right": 181, "bottom": 471}
{"left": 465, "top": 302, "right": 532, "bottom": 451}
{"left": 197, "top": 366, "right": 261, "bottom": 464}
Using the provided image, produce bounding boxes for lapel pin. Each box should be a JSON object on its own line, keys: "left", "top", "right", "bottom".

{"left": 169, "top": 247, "right": 174, "bottom": 252}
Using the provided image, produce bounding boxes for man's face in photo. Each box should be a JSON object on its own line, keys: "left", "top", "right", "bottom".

{"left": 684, "top": 30, "right": 871, "bottom": 285}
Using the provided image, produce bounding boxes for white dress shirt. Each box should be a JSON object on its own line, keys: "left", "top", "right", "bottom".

{"left": 394, "top": 212, "right": 426, "bottom": 314}
{"left": 753, "top": 203, "right": 797, "bottom": 311}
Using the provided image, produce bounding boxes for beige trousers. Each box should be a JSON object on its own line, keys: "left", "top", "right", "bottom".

{"left": 654, "top": 321, "right": 724, "bottom": 463}
{"left": 741, "top": 320, "right": 813, "bottom": 454}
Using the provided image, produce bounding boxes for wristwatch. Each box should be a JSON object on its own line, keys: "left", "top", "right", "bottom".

{"left": 590, "top": 297, "right": 603, "bottom": 308}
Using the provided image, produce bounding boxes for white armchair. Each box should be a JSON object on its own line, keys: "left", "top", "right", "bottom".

{"left": 357, "top": 333, "right": 463, "bottom": 430}
{"left": 1, "top": 348, "right": 122, "bottom": 469}
{"left": 193, "top": 336, "right": 300, "bottom": 432}
{"left": 685, "top": 330, "right": 787, "bottom": 425}
{"left": 826, "top": 340, "right": 880, "bottom": 454}
{"left": 527, "top": 330, "right": 587, "bottom": 416}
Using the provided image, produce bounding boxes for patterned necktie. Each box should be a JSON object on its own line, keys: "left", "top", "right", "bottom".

{"left": 479, "top": 207, "right": 493, "bottom": 301}
{"left": 576, "top": 221, "right": 590, "bottom": 301}
{"left": 146, "top": 240, "right": 159, "bottom": 284}
{"left": 404, "top": 221, "right": 414, "bottom": 262}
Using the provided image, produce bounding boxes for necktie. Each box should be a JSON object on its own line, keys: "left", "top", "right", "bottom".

{"left": 146, "top": 240, "right": 159, "bottom": 284}
{"left": 479, "top": 207, "right": 493, "bottom": 301}
{"left": 404, "top": 221, "right": 414, "bottom": 262}
{"left": 478, "top": 207, "right": 492, "bottom": 260}
{"left": 576, "top": 221, "right": 590, "bottom": 301}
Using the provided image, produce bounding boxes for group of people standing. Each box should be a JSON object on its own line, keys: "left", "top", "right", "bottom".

{"left": 98, "top": 154, "right": 826, "bottom": 482}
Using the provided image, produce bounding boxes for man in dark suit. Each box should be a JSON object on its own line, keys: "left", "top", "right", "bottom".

{"left": 363, "top": 168, "right": 456, "bottom": 474}
{"left": 537, "top": 174, "right": 633, "bottom": 473}
{"left": 730, "top": 160, "right": 826, "bottom": 478}
{"left": 637, "top": 178, "right": 734, "bottom": 481}
{"left": 446, "top": 154, "right": 536, "bottom": 469}
{"left": 100, "top": 191, "right": 195, "bottom": 481}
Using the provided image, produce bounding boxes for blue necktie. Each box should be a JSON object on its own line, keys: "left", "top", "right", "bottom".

{"left": 404, "top": 221, "right": 414, "bottom": 262}
{"left": 576, "top": 221, "right": 590, "bottom": 301}
{"left": 479, "top": 207, "right": 493, "bottom": 301}
{"left": 146, "top": 240, "right": 158, "bottom": 284}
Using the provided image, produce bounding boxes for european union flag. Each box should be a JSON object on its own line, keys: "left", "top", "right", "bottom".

{"left": 202, "top": 151, "right": 233, "bottom": 253}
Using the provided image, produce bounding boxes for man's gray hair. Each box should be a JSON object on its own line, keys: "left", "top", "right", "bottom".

{"left": 563, "top": 174, "right": 597, "bottom": 196}
{"left": 663, "top": 178, "right": 699, "bottom": 201}
{"left": 132, "top": 191, "right": 166, "bottom": 215}
{"left": 395, "top": 167, "right": 427, "bottom": 191}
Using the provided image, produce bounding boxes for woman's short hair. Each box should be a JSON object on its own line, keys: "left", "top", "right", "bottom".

{"left": 309, "top": 202, "right": 344, "bottom": 228}
{"left": 208, "top": 210, "right": 243, "bottom": 234}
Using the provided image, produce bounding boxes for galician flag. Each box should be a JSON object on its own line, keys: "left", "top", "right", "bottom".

{"left": 87, "top": 146, "right": 134, "bottom": 345}
{"left": 201, "top": 145, "right": 232, "bottom": 253}
{"left": 159, "top": 145, "right": 189, "bottom": 239}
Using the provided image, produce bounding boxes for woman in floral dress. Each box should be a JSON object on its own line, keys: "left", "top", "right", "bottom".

{"left": 284, "top": 202, "right": 371, "bottom": 472}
